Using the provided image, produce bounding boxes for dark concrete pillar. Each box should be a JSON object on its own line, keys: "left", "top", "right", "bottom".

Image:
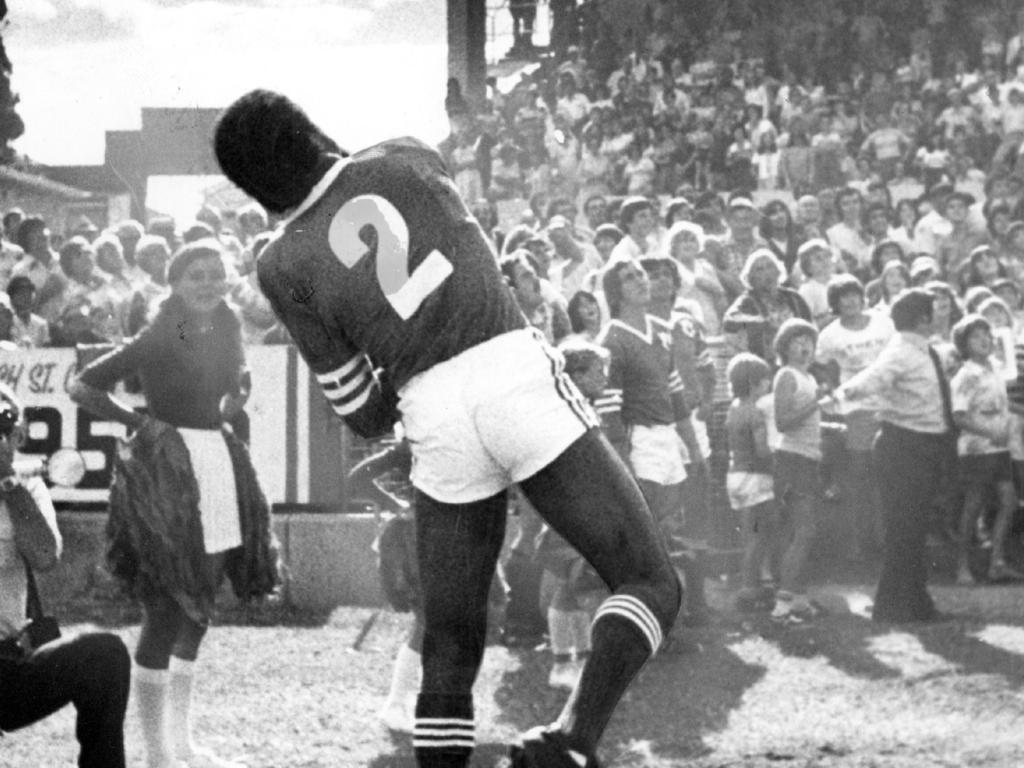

{"left": 447, "top": 0, "right": 488, "bottom": 111}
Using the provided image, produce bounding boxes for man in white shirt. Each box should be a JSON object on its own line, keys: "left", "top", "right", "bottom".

{"left": 837, "top": 289, "right": 953, "bottom": 624}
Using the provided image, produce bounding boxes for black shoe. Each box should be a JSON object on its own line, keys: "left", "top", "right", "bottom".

{"left": 506, "top": 727, "right": 599, "bottom": 767}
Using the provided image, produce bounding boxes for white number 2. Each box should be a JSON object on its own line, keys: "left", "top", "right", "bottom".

{"left": 328, "top": 194, "right": 453, "bottom": 320}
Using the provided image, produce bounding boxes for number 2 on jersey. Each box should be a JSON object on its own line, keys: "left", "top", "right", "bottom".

{"left": 328, "top": 194, "right": 454, "bottom": 320}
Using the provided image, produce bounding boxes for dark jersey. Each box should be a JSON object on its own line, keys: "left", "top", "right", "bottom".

{"left": 597, "top": 316, "right": 689, "bottom": 435}
{"left": 258, "top": 138, "right": 526, "bottom": 436}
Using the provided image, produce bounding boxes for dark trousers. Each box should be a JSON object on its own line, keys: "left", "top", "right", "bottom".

{"left": 872, "top": 423, "right": 948, "bottom": 622}
{"left": 0, "top": 632, "right": 130, "bottom": 768}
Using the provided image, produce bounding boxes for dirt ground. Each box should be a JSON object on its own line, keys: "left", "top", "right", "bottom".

{"left": 4, "top": 570, "right": 1024, "bottom": 768}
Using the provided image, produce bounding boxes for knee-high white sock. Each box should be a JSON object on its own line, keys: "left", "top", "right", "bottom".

{"left": 384, "top": 644, "right": 422, "bottom": 709}
{"left": 570, "top": 610, "right": 592, "bottom": 655}
{"left": 167, "top": 656, "right": 197, "bottom": 758}
{"left": 134, "top": 664, "right": 174, "bottom": 767}
{"left": 547, "top": 607, "right": 575, "bottom": 657}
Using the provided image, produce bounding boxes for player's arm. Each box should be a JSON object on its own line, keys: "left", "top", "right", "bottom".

{"left": 258, "top": 262, "right": 399, "bottom": 439}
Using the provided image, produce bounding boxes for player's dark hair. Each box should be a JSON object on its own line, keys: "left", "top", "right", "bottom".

{"left": 640, "top": 256, "right": 682, "bottom": 290}
{"left": 214, "top": 89, "right": 345, "bottom": 215}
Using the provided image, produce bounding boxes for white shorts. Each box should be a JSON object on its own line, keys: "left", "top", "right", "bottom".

{"left": 727, "top": 471, "right": 775, "bottom": 510}
{"left": 398, "top": 328, "right": 595, "bottom": 503}
{"left": 629, "top": 423, "right": 687, "bottom": 485}
{"left": 178, "top": 427, "right": 241, "bottom": 554}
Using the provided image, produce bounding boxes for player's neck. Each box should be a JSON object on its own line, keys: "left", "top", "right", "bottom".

{"left": 619, "top": 305, "right": 648, "bottom": 329}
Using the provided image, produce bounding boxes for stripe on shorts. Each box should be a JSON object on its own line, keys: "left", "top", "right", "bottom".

{"left": 532, "top": 328, "right": 599, "bottom": 429}
{"left": 593, "top": 594, "right": 663, "bottom": 655}
{"left": 413, "top": 717, "right": 475, "bottom": 750}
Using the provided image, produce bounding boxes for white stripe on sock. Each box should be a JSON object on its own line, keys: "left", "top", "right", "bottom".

{"left": 593, "top": 595, "right": 663, "bottom": 654}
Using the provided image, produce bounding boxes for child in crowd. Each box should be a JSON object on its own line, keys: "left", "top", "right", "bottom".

{"left": 771, "top": 319, "right": 828, "bottom": 622}
{"left": 949, "top": 315, "right": 1024, "bottom": 584}
{"left": 536, "top": 341, "right": 611, "bottom": 688}
{"left": 726, "top": 353, "right": 779, "bottom": 611}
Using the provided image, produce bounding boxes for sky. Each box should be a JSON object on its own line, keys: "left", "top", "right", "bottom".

{"left": 4, "top": 0, "right": 456, "bottom": 166}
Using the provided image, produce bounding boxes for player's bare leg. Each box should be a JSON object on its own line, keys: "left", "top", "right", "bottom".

{"left": 413, "top": 491, "right": 507, "bottom": 768}
{"left": 512, "top": 428, "right": 681, "bottom": 766}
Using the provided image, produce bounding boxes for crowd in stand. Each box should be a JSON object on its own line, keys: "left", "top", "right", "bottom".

{"left": 0, "top": 203, "right": 278, "bottom": 351}
{"left": 434, "top": 4, "right": 1024, "bottom": 639}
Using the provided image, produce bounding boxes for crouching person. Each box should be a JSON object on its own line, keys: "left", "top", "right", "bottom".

{"left": 0, "top": 382, "right": 130, "bottom": 768}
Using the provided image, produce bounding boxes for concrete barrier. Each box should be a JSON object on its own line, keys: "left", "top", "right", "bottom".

{"left": 41, "top": 509, "right": 386, "bottom": 613}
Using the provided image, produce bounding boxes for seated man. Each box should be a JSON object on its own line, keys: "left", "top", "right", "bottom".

{"left": 0, "top": 383, "right": 130, "bottom": 768}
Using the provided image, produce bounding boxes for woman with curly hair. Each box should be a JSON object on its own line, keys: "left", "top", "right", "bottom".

{"left": 70, "top": 239, "right": 279, "bottom": 768}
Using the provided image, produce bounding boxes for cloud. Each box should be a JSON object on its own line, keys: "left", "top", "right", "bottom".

{"left": 8, "top": 0, "right": 146, "bottom": 42}
{"left": 7, "top": 0, "right": 444, "bottom": 46}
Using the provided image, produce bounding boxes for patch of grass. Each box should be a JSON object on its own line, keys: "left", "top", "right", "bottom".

{"left": 5, "top": 582, "right": 1024, "bottom": 767}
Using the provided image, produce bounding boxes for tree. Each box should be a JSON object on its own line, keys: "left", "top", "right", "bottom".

{"left": 0, "top": 1, "right": 25, "bottom": 164}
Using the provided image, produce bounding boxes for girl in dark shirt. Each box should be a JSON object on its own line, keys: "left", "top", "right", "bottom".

{"left": 70, "top": 239, "right": 277, "bottom": 768}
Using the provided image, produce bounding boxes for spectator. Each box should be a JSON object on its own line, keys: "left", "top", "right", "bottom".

{"left": 793, "top": 194, "right": 825, "bottom": 241}
{"left": 71, "top": 239, "right": 279, "bottom": 768}
{"left": 948, "top": 314, "right": 1023, "bottom": 584}
{"left": 837, "top": 288, "right": 955, "bottom": 624}
{"left": 826, "top": 187, "right": 870, "bottom": 276}
{"left": 759, "top": 199, "right": 800, "bottom": 275}
{"left": 114, "top": 220, "right": 147, "bottom": 283}
{"left": 816, "top": 275, "right": 895, "bottom": 562}
{"left": 563, "top": 290, "right": 603, "bottom": 344}
{"left": 865, "top": 240, "right": 908, "bottom": 305}
{"left": 664, "top": 221, "right": 726, "bottom": 335}
{"left": 723, "top": 194, "right": 768, "bottom": 275}
{"left": 723, "top": 248, "right": 812, "bottom": 364}
{"left": 57, "top": 238, "right": 124, "bottom": 344}
{"left": 592, "top": 222, "right": 624, "bottom": 264}
{"left": 6, "top": 276, "right": 49, "bottom": 349}
{"left": 126, "top": 235, "right": 171, "bottom": 336}
{"left": 609, "top": 196, "right": 657, "bottom": 261}
{"left": 796, "top": 239, "right": 835, "bottom": 327}
{"left": 872, "top": 261, "right": 911, "bottom": 312}
{"left": 547, "top": 215, "right": 602, "bottom": 301}
{"left": 935, "top": 190, "right": 989, "bottom": 279}
{"left": 12, "top": 217, "right": 66, "bottom": 324}
{"left": 770, "top": 318, "right": 828, "bottom": 623}
{"left": 725, "top": 353, "right": 778, "bottom": 612}
{"left": 0, "top": 208, "right": 23, "bottom": 290}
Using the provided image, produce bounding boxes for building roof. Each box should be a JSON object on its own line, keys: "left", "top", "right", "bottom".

{"left": 40, "top": 164, "right": 133, "bottom": 195}
{"left": 0, "top": 164, "right": 96, "bottom": 200}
